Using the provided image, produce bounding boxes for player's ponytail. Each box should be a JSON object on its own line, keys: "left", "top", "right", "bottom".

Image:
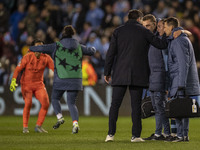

{"left": 61, "top": 25, "right": 76, "bottom": 39}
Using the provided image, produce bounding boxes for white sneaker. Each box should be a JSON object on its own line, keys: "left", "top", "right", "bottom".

{"left": 53, "top": 117, "right": 65, "bottom": 129}
{"left": 23, "top": 127, "right": 29, "bottom": 133}
{"left": 105, "top": 135, "right": 114, "bottom": 142}
{"left": 131, "top": 137, "right": 145, "bottom": 142}
{"left": 35, "top": 125, "right": 48, "bottom": 133}
{"left": 72, "top": 123, "right": 80, "bottom": 134}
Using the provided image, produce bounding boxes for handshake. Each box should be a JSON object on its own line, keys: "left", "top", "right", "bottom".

{"left": 10, "top": 78, "right": 18, "bottom": 92}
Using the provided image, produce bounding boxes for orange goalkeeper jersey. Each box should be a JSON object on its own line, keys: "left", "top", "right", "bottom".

{"left": 13, "top": 52, "right": 54, "bottom": 85}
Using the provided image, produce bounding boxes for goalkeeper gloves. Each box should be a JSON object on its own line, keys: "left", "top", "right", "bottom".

{"left": 10, "top": 78, "right": 18, "bottom": 92}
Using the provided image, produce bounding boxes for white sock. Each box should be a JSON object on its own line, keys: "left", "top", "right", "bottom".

{"left": 57, "top": 113, "right": 63, "bottom": 120}
{"left": 155, "top": 134, "right": 160, "bottom": 137}
{"left": 171, "top": 133, "right": 177, "bottom": 137}
{"left": 163, "top": 133, "right": 169, "bottom": 137}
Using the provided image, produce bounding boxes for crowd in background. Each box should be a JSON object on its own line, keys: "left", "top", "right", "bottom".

{"left": 0, "top": 0, "right": 200, "bottom": 85}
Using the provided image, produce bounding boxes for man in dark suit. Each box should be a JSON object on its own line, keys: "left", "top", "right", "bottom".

{"left": 104, "top": 9, "right": 168, "bottom": 142}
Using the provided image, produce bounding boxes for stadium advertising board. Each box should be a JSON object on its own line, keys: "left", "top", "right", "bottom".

{"left": 0, "top": 85, "right": 131, "bottom": 116}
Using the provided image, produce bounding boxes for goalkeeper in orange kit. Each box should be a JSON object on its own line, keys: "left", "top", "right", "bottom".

{"left": 10, "top": 39, "right": 54, "bottom": 133}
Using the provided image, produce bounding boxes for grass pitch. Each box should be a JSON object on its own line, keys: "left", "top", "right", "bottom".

{"left": 0, "top": 116, "right": 200, "bottom": 150}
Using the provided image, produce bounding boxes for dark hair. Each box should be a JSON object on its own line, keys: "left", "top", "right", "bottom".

{"left": 128, "top": 9, "right": 143, "bottom": 20}
{"left": 62, "top": 25, "right": 76, "bottom": 38}
{"left": 143, "top": 14, "right": 156, "bottom": 23}
{"left": 85, "top": 22, "right": 92, "bottom": 27}
{"left": 158, "top": 18, "right": 165, "bottom": 24}
{"left": 164, "top": 17, "right": 179, "bottom": 28}
{"left": 31, "top": 39, "right": 44, "bottom": 46}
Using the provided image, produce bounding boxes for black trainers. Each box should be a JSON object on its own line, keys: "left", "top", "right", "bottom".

{"left": 143, "top": 133, "right": 165, "bottom": 140}
{"left": 156, "top": 134, "right": 165, "bottom": 140}
{"left": 172, "top": 136, "right": 184, "bottom": 142}
{"left": 53, "top": 117, "right": 65, "bottom": 129}
{"left": 143, "top": 133, "right": 155, "bottom": 140}
{"left": 184, "top": 136, "right": 189, "bottom": 142}
{"left": 164, "top": 135, "right": 176, "bottom": 142}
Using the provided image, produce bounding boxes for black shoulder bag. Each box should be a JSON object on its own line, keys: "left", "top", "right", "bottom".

{"left": 141, "top": 90, "right": 155, "bottom": 119}
{"left": 165, "top": 90, "right": 200, "bottom": 118}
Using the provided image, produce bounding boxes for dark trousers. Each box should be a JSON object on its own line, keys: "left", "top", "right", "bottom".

{"left": 51, "top": 89, "right": 79, "bottom": 121}
{"left": 108, "top": 85, "right": 143, "bottom": 137}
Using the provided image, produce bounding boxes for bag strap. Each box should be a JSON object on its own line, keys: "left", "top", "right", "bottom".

{"left": 174, "top": 88, "right": 188, "bottom": 98}
{"left": 144, "top": 89, "right": 148, "bottom": 98}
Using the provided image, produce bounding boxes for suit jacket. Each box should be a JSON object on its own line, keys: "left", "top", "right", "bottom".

{"left": 104, "top": 19, "right": 168, "bottom": 87}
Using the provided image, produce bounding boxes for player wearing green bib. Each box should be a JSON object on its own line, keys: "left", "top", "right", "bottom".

{"left": 30, "top": 25, "right": 96, "bottom": 134}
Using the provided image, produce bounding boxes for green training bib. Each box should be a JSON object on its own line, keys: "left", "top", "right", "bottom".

{"left": 55, "top": 41, "right": 82, "bottom": 79}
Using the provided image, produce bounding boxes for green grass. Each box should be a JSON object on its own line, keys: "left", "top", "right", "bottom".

{"left": 0, "top": 116, "right": 200, "bottom": 150}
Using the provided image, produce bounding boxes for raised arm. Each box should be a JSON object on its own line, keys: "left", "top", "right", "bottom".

{"left": 145, "top": 28, "right": 168, "bottom": 49}
{"left": 81, "top": 45, "right": 96, "bottom": 56}
{"left": 29, "top": 43, "right": 56, "bottom": 54}
{"left": 173, "top": 27, "right": 192, "bottom": 39}
{"left": 182, "top": 30, "right": 192, "bottom": 37}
